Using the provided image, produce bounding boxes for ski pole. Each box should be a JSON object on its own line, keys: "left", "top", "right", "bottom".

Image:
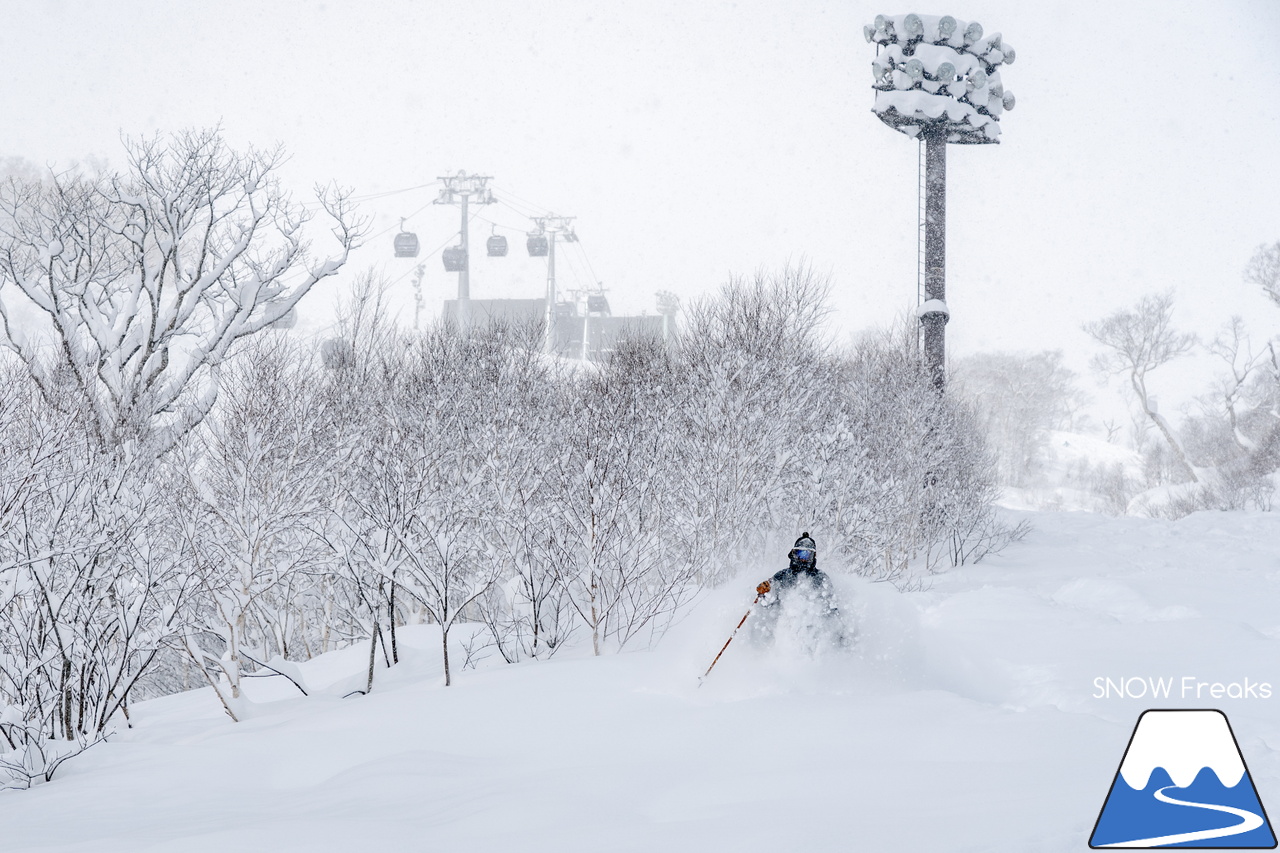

{"left": 699, "top": 594, "right": 761, "bottom": 686}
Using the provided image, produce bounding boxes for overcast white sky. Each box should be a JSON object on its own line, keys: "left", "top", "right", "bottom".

{"left": 4, "top": 0, "right": 1279, "bottom": 413}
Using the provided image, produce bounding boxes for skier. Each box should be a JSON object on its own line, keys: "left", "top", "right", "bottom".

{"left": 752, "top": 532, "right": 846, "bottom": 648}
{"left": 699, "top": 532, "right": 849, "bottom": 682}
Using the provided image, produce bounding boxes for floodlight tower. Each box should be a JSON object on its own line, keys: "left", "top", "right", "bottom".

{"left": 528, "top": 213, "right": 577, "bottom": 354}
{"left": 866, "top": 13, "right": 1016, "bottom": 390}
{"left": 434, "top": 171, "right": 495, "bottom": 332}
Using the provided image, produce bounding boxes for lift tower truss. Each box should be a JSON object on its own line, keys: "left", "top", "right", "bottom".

{"left": 530, "top": 213, "right": 577, "bottom": 353}
{"left": 434, "top": 171, "right": 496, "bottom": 332}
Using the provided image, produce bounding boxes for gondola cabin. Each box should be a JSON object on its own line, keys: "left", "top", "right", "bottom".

{"left": 527, "top": 233, "right": 549, "bottom": 257}
{"left": 442, "top": 246, "right": 468, "bottom": 272}
{"left": 486, "top": 234, "right": 509, "bottom": 257}
{"left": 393, "top": 231, "right": 420, "bottom": 258}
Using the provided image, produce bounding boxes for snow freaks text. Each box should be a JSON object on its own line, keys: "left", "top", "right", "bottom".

{"left": 1093, "top": 677, "right": 1273, "bottom": 700}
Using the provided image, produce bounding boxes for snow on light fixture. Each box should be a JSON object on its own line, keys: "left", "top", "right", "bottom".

{"left": 867, "top": 13, "right": 1015, "bottom": 143}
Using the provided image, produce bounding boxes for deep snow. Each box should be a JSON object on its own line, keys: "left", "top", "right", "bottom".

{"left": 4, "top": 509, "right": 1280, "bottom": 852}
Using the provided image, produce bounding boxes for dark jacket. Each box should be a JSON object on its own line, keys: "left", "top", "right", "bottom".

{"left": 762, "top": 565, "right": 838, "bottom": 612}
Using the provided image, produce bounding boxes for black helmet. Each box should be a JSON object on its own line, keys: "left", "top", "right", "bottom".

{"left": 789, "top": 531, "right": 816, "bottom": 568}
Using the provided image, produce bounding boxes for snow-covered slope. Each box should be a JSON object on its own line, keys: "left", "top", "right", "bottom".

{"left": 4, "top": 510, "right": 1280, "bottom": 852}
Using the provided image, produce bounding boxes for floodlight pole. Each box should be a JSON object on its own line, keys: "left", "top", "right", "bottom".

{"left": 865, "top": 13, "right": 1017, "bottom": 394}
{"left": 922, "top": 128, "right": 947, "bottom": 390}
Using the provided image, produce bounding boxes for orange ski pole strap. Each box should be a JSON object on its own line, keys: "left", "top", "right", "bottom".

{"left": 699, "top": 594, "right": 761, "bottom": 684}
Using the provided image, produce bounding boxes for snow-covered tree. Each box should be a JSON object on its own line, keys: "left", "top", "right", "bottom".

{"left": 1246, "top": 240, "right": 1280, "bottom": 309}
{"left": 1084, "top": 285, "right": 1280, "bottom": 516}
{"left": 1166, "top": 317, "right": 1280, "bottom": 513}
{"left": 173, "top": 336, "right": 334, "bottom": 720}
{"left": 0, "top": 129, "right": 365, "bottom": 462}
{"left": 1083, "top": 291, "right": 1200, "bottom": 482}
{"left": 1203, "top": 317, "right": 1276, "bottom": 454}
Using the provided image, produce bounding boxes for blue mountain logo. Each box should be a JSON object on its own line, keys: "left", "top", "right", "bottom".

{"left": 1090, "top": 709, "right": 1276, "bottom": 848}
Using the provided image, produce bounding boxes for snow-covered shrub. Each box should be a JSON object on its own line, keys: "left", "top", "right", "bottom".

{"left": 672, "top": 265, "right": 834, "bottom": 583}
{"left": 1071, "top": 458, "right": 1139, "bottom": 516}
{"left": 827, "top": 325, "right": 1022, "bottom": 582}
{"left": 0, "top": 364, "right": 186, "bottom": 787}
{"left": 470, "top": 572, "right": 577, "bottom": 666}
{"left": 548, "top": 334, "right": 703, "bottom": 655}
{"left": 669, "top": 267, "right": 1014, "bottom": 587}
{"left": 336, "top": 318, "right": 562, "bottom": 680}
